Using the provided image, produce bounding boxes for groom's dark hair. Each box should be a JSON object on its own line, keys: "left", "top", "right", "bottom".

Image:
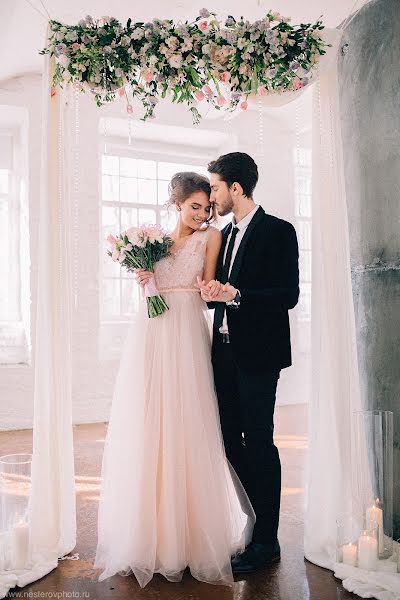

{"left": 207, "top": 152, "right": 259, "bottom": 198}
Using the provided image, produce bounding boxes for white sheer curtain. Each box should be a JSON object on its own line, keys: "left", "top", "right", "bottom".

{"left": 0, "top": 48, "right": 76, "bottom": 598}
{"left": 304, "top": 48, "right": 362, "bottom": 566}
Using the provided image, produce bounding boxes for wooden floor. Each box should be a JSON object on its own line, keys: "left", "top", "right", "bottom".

{"left": 0, "top": 405, "right": 357, "bottom": 599}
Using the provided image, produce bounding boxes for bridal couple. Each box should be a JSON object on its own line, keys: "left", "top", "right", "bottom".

{"left": 94, "top": 152, "right": 300, "bottom": 588}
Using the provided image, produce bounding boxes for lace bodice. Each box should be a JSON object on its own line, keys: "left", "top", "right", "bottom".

{"left": 154, "top": 227, "right": 212, "bottom": 291}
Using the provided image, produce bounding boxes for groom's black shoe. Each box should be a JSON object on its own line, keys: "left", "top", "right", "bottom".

{"left": 231, "top": 541, "right": 281, "bottom": 574}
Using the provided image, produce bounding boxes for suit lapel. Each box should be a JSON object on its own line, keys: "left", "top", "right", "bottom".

{"left": 229, "top": 206, "right": 265, "bottom": 287}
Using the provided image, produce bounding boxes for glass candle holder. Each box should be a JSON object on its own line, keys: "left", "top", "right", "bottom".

{"left": 0, "top": 454, "right": 32, "bottom": 570}
{"left": 353, "top": 410, "right": 393, "bottom": 559}
{"left": 336, "top": 514, "right": 362, "bottom": 566}
{"left": 357, "top": 523, "right": 379, "bottom": 570}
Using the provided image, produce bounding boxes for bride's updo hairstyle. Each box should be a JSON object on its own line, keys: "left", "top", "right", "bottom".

{"left": 167, "top": 172, "right": 217, "bottom": 224}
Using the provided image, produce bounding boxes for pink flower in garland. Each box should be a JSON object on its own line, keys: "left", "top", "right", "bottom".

{"left": 199, "top": 21, "right": 208, "bottom": 31}
{"left": 219, "top": 71, "right": 230, "bottom": 83}
{"left": 240, "top": 101, "right": 248, "bottom": 110}
{"left": 203, "top": 85, "right": 213, "bottom": 96}
{"left": 217, "top": 95, "right": 227, "bottom": 106}
{"left": 195, "top": 90, "right": 205, "bottom": 101}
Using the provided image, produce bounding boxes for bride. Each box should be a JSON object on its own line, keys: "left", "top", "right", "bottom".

{"left": 93, "top": 171, "right": 255, "bottom": 588}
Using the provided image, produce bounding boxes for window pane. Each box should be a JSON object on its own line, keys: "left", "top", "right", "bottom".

{"left": 137, "top": 159, "right": 156, "bottom": 179}
{"left": 102, "top": 205, "right": 119, "bottom": 229}
{"left": 138, "top": 208, "right": 157, "bottom": 226}
{"left": 0, "top": 170, "right": 9, "bottom": 194}
{"left": 120, "top": 177, "right": 138, "bottom": 203}
{"left": 121, "top": 207, "right": 138, "bottom": 231}
{"left": 160, "top": 208, "right": 177, "bottom": 233}
{"left": 296, "top": 194, "right": 311, "bottom": 218}
{"left": 298, "top": 282, "right": 311, "bottom": 322}
{"left": 297, "top": 220, "right": 311, "bottom": 250}
{"left": 138, "top": 179, "right": 157, "bottom": 204}
{"left": 120, "top": 157, "right": 137, "bottom": 178}
{"left": 102, "top": 278, "right": 120, "bottom": 317}
{"left": 0, "top": 198, "right": 9, "bottom": 318}
{"left": 158, "top": 161, "right": 207, "bottom": 180}
{"left": 102, "top": 175, "right": 119, "bottom": 201}
{"left": 102, "top": 249, "right": 121, "bottom": 277}
{"left": 158, "top": 180, "right": 169, "bottom": 205}
{"left": 102, "top": 155, "right": 119, "bottom": 175}
{"left": 299, "top": 250, "right": 311, "bottom": 282}
{"left": 297, "top": 175, "right": 311, "bottom": 195}
{"left": 121, "top": 277, "right": 140, "bottom": 315}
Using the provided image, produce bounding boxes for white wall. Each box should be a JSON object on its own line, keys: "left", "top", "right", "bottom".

{"left": 0, "top": 75, "right": 311, "bottom": 430}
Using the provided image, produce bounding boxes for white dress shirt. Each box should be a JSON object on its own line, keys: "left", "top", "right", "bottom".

{"left": 219, "top": 204, "right": 260, "bottom": 334}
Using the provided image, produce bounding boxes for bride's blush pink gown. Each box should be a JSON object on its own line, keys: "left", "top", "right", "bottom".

{"left": 94, "top": 226, "right": 255, "bottom": 588}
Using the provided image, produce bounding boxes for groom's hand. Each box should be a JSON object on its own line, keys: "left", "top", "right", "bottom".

{"left": 195, "top": 278, "right": 237, "bottom": 303}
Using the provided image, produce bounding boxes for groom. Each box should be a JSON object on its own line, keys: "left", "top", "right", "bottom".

{"left": 197, "top": 152, "right": 299, "bottom": 573}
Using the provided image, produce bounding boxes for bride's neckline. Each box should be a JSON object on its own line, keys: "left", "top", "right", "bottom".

{"left": 169, "top": 228, "right": 204, "bottom": 255}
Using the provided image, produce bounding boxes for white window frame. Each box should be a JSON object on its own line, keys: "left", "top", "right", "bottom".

{"left": 99, "top": 142, "right": 209, "bottom": 326}
{"left": 0, "top": 127, "right": 30, "bottom": 365}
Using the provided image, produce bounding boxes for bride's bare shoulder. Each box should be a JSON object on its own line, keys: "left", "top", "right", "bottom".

{"left": 204, "top": 225, "right": 222, "bottom": 240}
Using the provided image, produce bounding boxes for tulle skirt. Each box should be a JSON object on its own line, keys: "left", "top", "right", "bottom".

{"left": 94, "top": 290, "right": 255, "bottom": 588}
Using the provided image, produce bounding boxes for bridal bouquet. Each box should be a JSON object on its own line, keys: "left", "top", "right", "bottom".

{"left": 106, "top": 224, "right": 173, "bottom": 318}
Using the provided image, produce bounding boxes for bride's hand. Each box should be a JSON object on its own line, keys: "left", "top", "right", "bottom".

{"left": 134, "top": 269, "right": 154, "bottom": 288}
{"left": 206, "top": 279, "right": 223, "bottom": 300}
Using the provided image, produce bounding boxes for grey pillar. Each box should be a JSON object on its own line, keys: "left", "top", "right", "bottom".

{"left": 338, "top": 0, "right": 400, "bottom": 538}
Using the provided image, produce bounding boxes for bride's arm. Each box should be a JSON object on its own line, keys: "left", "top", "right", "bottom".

{"left": 196, "top": 227, "right": 222, "bottom": 305}
{"left": 202, "top": 227, "right": 222, "bottom": 284}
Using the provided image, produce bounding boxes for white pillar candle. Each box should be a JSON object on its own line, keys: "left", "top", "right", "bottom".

{"left": 11, "top": 521, "right": 29, "bottom": 570}
{"left": 342, "top": 543, "right": 358, "bottom": 566}
{"left": 358, "top": 532, "right": 378, "bottom": 570}
{"left": 366, "top": 501, "right": 384, "bottom": 554}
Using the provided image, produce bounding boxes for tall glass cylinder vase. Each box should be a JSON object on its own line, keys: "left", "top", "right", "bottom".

{"left": 353, "top": 411, "right": 393, "bottom": 559}
{"left": 0, "top": 453, "right": 32, "bottom": 570}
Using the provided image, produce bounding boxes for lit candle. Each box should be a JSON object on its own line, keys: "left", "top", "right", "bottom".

{"left": 11, "top": 521, "right": 30, "bottom": 570}
{"left": 366, "top": 500, "right": 384, "bottom": 554}
{"left": 358, "top": 531, "right": 378, "bottom": 570}
{"left": 342, "top": 543, "right": 357, "bottom": 566}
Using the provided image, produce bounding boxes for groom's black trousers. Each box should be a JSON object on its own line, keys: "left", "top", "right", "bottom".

{"left": 212, "top": 334, "right": 281, "bottom": 544}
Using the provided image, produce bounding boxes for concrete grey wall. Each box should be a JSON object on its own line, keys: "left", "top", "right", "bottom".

{"left": 338, "top": 0, "right": 400, "bottom": 537}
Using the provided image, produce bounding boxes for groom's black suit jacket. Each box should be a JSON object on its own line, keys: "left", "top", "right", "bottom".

{"left": 212, "top": 207, "right": 299, "bottom": 373}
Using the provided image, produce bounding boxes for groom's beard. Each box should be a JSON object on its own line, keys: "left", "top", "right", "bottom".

{"left": 216, "top": 195, "right": 234, "bottom": 216}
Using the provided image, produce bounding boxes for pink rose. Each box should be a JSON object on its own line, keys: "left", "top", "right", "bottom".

{"left": 240, "top": 101, "right": 248, "bottom": 111}
{"left": 118, "top": 88, "right": 125, "bottom": 97}
{"left": 72, "top": 43, "right": 80, "bottom": 50}
{"left": 199, "top": 21, "right": 208, "bottom": 31}
{"left": 195, "top": 90, "right": 205, "bottom": 101}
{"left": 293, "top": 78, "right": 303, "bottom": 90}
{"left": 217, "top": 95, "right": 227, "bottom": 106}
{"left": 219, "top": 71, "right": 230, "bottom": 83}
{"left": 259, "top": 86, "right": 267, "bottom": 96}
{"left": 203, "top": 85, "right": 212, "bottom": 96}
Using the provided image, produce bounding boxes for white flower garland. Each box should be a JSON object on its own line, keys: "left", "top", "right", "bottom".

{"left": 41, "top": 9, "right": 329, "bottom": 123}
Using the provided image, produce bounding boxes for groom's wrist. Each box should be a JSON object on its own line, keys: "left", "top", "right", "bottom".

{"left": 226, "top": 288, "right": 241, "bottom": 308}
